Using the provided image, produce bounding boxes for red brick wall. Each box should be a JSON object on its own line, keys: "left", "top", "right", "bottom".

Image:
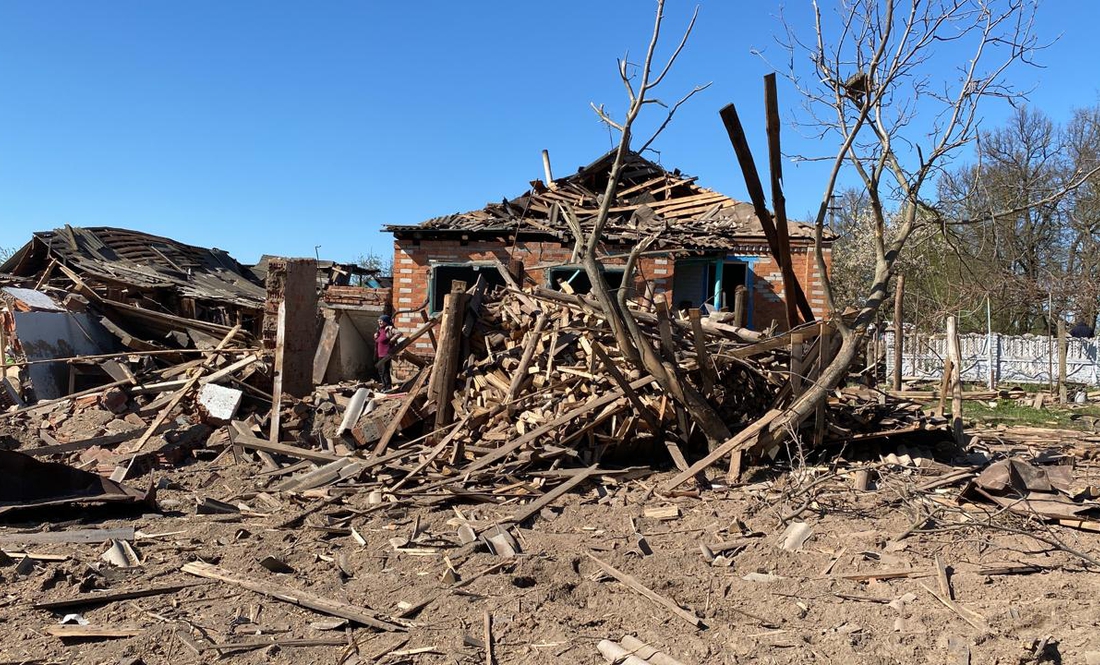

{"left": 323, "top": 285, "right": 391, "bottom": 311}
{"left": 391, "top": 237, "right": 831, "bottom": 361}
{"left": 743, "top": 243, "right": 832, "bottom": 330}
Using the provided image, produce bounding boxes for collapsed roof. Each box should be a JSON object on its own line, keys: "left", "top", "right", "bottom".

{"left": 384, "top": 150, "right": 825, "bottom": 250}
{"left": 0, "top": 226, "right": 266, "bottom": 310}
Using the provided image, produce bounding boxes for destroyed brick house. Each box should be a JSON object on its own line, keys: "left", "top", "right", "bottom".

{"left": 384, "top": 150, "right": 833, "bottom": 360}
{"left": 0, "top": 226, "right": 391, "bottom": 406}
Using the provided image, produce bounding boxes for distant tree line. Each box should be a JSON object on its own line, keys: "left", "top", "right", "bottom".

{"left": 827, "top": 104, "right": 1100, "bottom": 335}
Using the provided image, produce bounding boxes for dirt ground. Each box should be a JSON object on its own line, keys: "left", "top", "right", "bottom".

{"left": 2, "top": 429, "right": 1099, "bottom": 665}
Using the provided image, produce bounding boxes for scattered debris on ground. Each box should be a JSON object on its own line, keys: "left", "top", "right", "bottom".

{"left": 3, "top": 248, "right": 1100, "bottom": 664}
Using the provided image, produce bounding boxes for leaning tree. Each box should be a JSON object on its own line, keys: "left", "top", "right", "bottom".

{"left": 570, "top": 0, "right": 1099, "bottom": 464}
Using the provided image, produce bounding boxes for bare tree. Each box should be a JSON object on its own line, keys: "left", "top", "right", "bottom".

{"left": 758, "top": 0, "right": 1100, "bottom": 452}
{"left": 564, "top": 0, "right": 732, "bottom": 447}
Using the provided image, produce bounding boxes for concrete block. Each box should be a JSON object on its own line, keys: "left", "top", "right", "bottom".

{"left": 197, "top": 383, "right": 243, "bottom": 424}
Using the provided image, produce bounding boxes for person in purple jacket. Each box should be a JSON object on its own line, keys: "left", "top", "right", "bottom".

{"left": 374, "top": 314, "right": 396, "bottom": 390}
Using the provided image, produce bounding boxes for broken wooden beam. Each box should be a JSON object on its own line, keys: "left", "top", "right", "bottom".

{"left": 181, "top": 560, "right": 407, "bottom": 632}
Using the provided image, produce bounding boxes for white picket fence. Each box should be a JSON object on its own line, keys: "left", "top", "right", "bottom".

{"left": 883, "top": 329, "right": 1100, "bottom": 387}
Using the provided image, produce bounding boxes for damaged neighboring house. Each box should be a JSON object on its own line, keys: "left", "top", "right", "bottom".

{"left": 0, "top": 226, "right": 269, "bottom": 404}
{"left": 383, "top": 150, "right": 833, "bottom": 359}
{"left": 0, "top": 227, "right": 395, "bottom": 406}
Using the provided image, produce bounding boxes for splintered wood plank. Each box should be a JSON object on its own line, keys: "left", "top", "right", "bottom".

{"left": 181, "top": 561, "right": 406, "bottom": 632}
{"left": 312, "top": 310, "right": 340, "bottom": 385}
{"left": 34, "top": 583, "right": 199, "bottom": 611}
{"left": 428, "top": 281, "right": 467, "bottom": 433}
{"left": 665, "top": 409, "right": 781, "bottom": 489}
{"left": 44, "top": 625, "right": 143, "bottom": 639}
{"left": 373, "top": 369, "right": 429, "bottom": 456}
{"left": 585, "top": 552, "right": 704, "bottom": 629}
{"left": 505, "top": 464, "right": 599, "bottom": 526}
{"left": 0, "top": 528, "right": 134, "bottom": 546}
{"left": 228, "top": 423, "right": 343, "bottom": 463}
{"left": 117, "top": 324, "right": 242, "bottom": 455}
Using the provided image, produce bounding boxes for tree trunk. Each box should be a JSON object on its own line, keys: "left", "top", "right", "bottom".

{"left": 760, "top": 330, "right": 864, "bottom": 453}
{"left": 581, "top": 253, "right": 731, "bottom": 447}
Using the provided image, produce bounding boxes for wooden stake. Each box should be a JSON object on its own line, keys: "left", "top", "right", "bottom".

{"left": 483, "top": 611, "right": 495, "bottom": 665}
{"left": 892, "top": 274, "right": 905, "bottom": 391}
{"left": 1058, "top": 319, "right": 1068, "bottom": 404}
{"left": 946, "top": 316, "right": 964, "bottom": 445}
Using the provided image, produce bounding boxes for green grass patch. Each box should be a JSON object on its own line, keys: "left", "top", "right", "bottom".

{"left": 958, "top": 399, "right": 1100, "bottom": 430}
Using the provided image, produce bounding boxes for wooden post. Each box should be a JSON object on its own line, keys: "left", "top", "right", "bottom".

{"left": 986, "top": 297, "right": 997, "bottom": 390}
{"left": 947, "top": 315, "right": 964, "bottom": 445}
{"left": 892, "top": 274, "right": 905, "bottom": 392}
{"left": 732, "top": 285, "right": 747, "bottom": 327}
{"left": 688, "top": 308, "right": 716, "bottom": 393}
{"left": 790, "top": 331, "right": 808, "bottom": 397}
{"left": 718, "top": 102, "right": 814, "bottom": 321}
{"left": 654, "top": 301, "right": 677, "bottom": 361}
{"left": 0, "top": 310, "right": 7, "bottom": 368}
{"left": 764, "top": 73, "right": 803, "bottom": 330}
{"left": 1058, "top": 319, "right": 1068, "bottom": 404}
{"left": 935, "top": 356, "right": 953, "bottom": 419}
{"left": 428, "top": 281, "right": 468, "bottom": 434}
{"left": 507, "top": 258, "right": 525, "bottom": 286}
{"left": 270, "top": 301, "right": 286, "bottom": 442}
{"left": 813, "top": 322, "right": 832, "bottom": 447}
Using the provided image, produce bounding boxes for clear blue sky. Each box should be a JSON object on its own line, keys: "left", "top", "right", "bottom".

{"left": 1, "top": 1, "right": 1096, "bottom": 265}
